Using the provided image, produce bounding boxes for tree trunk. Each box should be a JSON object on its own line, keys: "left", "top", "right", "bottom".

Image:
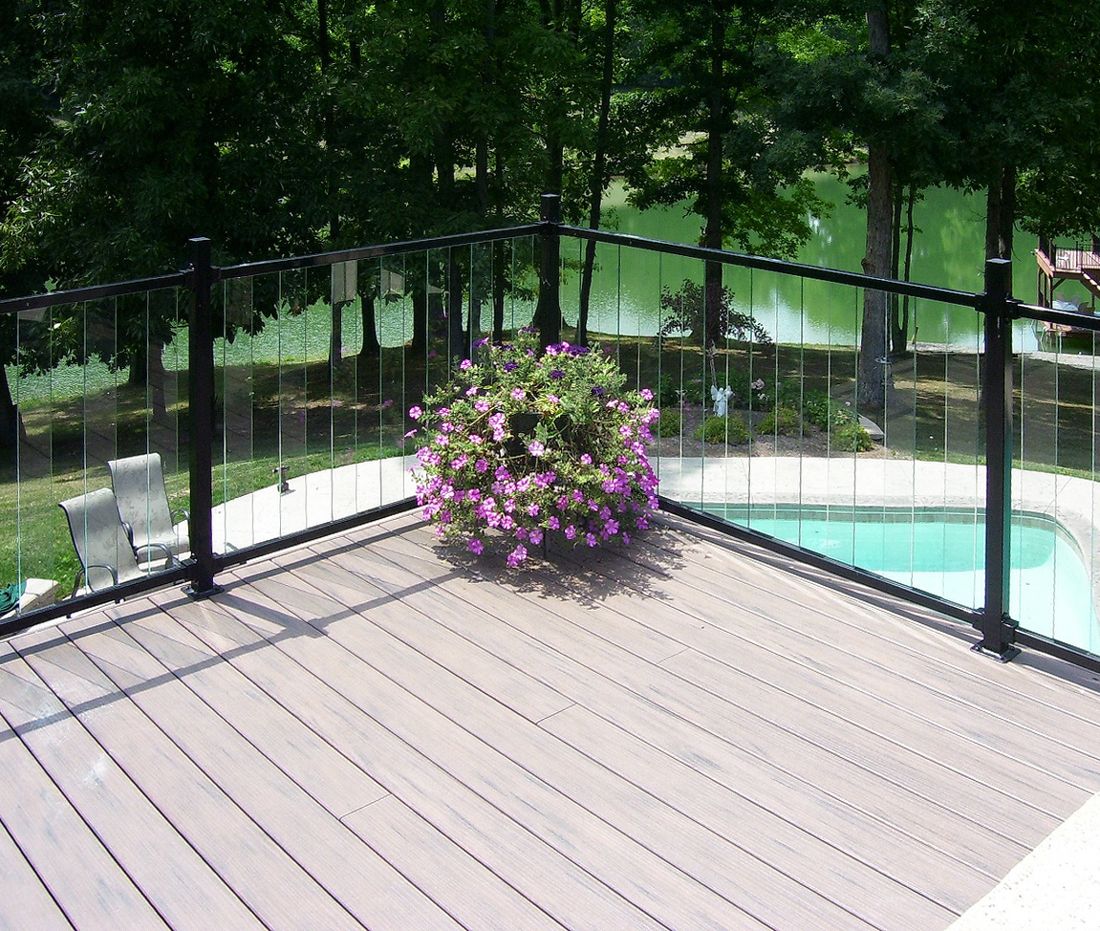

{"left": 857, "top": 4, "right": 894, "bottom": 412}
{"left": 577, "top": 0, "right": 616, "bottom": 347}
{"left": 703, "top": 9, "right": 726, "bottom": 355}
{"left": 357, "top": 290, "right": 380, "bottom": 369}
{"left": 0, "top": 363, "right": 26, "bottom": 450}
{"left": 985, "top": 162, "right": 1017, "bottom": 289}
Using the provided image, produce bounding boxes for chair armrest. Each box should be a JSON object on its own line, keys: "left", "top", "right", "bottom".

{"left": 172, "top": 508, "right": 190, "bottom": 524}
{"left": 135, "top": 541, "right": 176, "bottom": 568}
{"left": 73, "top": 563, "right": 120, "bottom": 596}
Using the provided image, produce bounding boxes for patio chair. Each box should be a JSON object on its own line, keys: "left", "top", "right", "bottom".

{"left": 58, "top": 487, "right": 175, "bottom": 597}
{"left": 107, "top": 453, "right": 189, "bottom": 559}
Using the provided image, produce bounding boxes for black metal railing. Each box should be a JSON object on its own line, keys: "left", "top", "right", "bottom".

{"left": 3, "top": 197, "right": 1099, "bottom": 675}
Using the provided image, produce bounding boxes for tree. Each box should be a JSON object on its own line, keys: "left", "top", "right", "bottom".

{"left": 620, "top": 1, "right": 827, "bottom": 351}
{"left": 0, "top": 0, "right": 49, "bottom": 447}
{"left": 1, "top": 0, "right": 332, "bottom": 422}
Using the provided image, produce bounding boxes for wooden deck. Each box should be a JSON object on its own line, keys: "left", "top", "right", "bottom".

{"left": 3, "top": 510, "right": 1100, "bottom": 931}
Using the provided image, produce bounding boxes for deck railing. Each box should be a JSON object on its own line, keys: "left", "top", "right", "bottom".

{"left": 3, "top": 198, "right": 1099, "bottom": 673}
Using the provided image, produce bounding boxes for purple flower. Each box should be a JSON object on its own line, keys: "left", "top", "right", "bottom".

{"left": 409, "top": 406, "right": 423, "bottom": 419}
{"left": 548, "top": 516, "right": 560, "bottom": 530}
{"left": 529, "top": 528, "right": 543, "bottom": 546}
{"left": 460, "top": 359, "right": 473, "bottom": 370}
{"left": 550, "top": 369, "right": 564, "bottom": 380}
{"left": 511, "top": 387, "right": 525, "bottom": 401}
{"left": 475, "top": 458, "right": 489, "bottom": 473}
{"left": 468, "top": 537, "right": 484, "bottom": 555}
{"left": 507, "top": 545, "right": 528, "bottom": 567}
{"left": 580, "top": 454, "right": 592, "bottom": 465}
{"left": 564, "top": 525, "right": 577, "bottom": 540}
{"left": 585, "top": 532, "right": 597, "bottom": 547}
{"left": 528, "top": 440, "right": 545, "bottom": 457}
{"left": 503, "top": 360, "right": 519, "bottom": 373}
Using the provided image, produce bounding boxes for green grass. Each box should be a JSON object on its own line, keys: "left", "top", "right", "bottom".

{"left": 4, "top": 320, "right": 1098, "bottom": 598}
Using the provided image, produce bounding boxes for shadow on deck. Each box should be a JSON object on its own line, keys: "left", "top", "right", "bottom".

{"left": 2, "top": 511, "right": 1100, "bottom": 930}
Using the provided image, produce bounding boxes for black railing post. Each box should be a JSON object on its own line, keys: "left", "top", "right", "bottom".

{"left": 976, "top": 257, "right": 1019, "bottom": 661}
{"left": 536, "top": 193, "right": 562, "bottom": 350}
{"left": 186, "top": 237, "right": 220, "bottom": 598}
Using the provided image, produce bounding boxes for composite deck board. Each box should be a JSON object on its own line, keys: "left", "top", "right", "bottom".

{"left": 265, "top": 544, "right": 880, "bottom": 930}
{"left": 3, "top": 511, "right": 1100, "bottom": 930}
{"left": 571, "top": 531, "right": 1099, "bottom": 808}
{"left": 0, "top": 818, "right": 73, "bottom": 931}
{"left": 10, "top": 625, "right": 366, "bottom": 931}
{"left": 223, "top": 566, "right": 779, "bottom": 931}
{"left": 57, "top": 614, "right": 463, "bottom": 931}
{"left": 353, "top": 527, "right": 991, "bottom": 922}
{"left": 0, "top": 666, "right": 168, "bottom": 931}
{"left": 653, "top": 517, "right": 1100, "bottom": 736}
{"left": 367, "top": 526, "right": 1036, "bottom": 874}
{"left": 161, "top": 587, "right": 670, "bottom": 931}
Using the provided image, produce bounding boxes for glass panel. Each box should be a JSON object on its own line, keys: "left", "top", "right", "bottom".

{"left": 1014, "top": 319, "right": 1100, "bottom": 654}
{"left": 4, "top": 287, "right": 184, "bottom": 613}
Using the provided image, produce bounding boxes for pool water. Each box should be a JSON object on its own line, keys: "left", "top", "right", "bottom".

{"left": 702, "top": 504, "right": 1099, "bottom": 654}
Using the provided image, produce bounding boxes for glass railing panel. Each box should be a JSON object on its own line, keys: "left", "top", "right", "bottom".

{"left": 5, "top": 288, "right": 185, "bottom": 614}
{"left": 1014, "top": 319, "right": 1100, "bottom": 654}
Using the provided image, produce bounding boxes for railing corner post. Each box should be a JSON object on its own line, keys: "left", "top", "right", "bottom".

{"left": 536, "top": 193, "right": 562, "bottom": 351}
{"left": 186, "top": 237, "right": 221, "bottom": 599}
{"left": 976, "top": 256, "right": 1019, "bottom": 662}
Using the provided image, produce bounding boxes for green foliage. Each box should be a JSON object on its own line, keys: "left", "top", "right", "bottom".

{"left": 695, "top": 414, "right": 749, "bottom": 446}
{"left": 757, "top": 405, "right": 802, "bottom": 436}
{"left": 800, "top": 391, "right": 834, "bottom": 430}
{"left": 831, "top": 415, "right": 874, "bottom": 452}
{"left": 655, "top": 408, "right": 683, "bottom": 437}
{"left": 659, "top": 279, "right": 771, "bottom": 348}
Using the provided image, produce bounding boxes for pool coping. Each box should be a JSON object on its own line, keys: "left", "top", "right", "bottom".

{"left": 654, "top": 455, "right": 1100, "bottom": 642}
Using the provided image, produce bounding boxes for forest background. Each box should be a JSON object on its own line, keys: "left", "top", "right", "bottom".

{"left": 1, "top": 0, "right": 1098, "bottom": 435}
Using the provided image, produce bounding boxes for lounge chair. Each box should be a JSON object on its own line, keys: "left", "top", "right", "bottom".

{"left": 58, "top": 487, "right": 174, "bottom": 597}
{"left": 107, "top": 453, "right": 189, "bottom": 559}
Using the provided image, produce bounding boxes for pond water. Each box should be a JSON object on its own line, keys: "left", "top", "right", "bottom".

{"left": 702, "top": 502, "right": 1099, "bottom": 654}
{"left": 577, "top": 174, "right": 1063, "bottom": 350}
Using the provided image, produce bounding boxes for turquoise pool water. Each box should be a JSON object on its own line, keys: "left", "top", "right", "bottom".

{"left": 702, "top": 504, "right": 1099, "bottom": 654}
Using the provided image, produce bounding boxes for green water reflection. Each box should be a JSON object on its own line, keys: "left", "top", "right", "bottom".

{"left": 575, "top": 174, "right": 1058, "bottom": 350}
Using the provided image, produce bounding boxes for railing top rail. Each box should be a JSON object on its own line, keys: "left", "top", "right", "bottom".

{"left": 0, "top": 271, "right": 187, "bottom": 316}
{"left": 559, "top": 225, "right": 985, "bottom": 309}
{"left": 216, "top": 224, "right": 544, "bottom": 282}
{"left": 1014, "top": 300, "right": 1100, "bottom": 333}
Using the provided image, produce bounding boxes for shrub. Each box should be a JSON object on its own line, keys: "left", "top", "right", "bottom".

{"left": 832, "top": 420, "right": 875, "bottom": 452}
{"left": 695, "top": 414, "right": 750, "bottom": 445}
{"left": 658, "top": 279, "right": 772, "bottom": 348}
{"left": 655, "top": 373, "right": 680, "bottom": 408}
{"left": 757, "top": 405, "right": 802, "bottom": 436}
{"left": 800, "top": 391, "right": 833, "bottom": 430}
{"left": 656, "top": 408, "right": 683, "bottom": 437}
{"left": 409, "top": 332, "right": 660, "bottom": 566}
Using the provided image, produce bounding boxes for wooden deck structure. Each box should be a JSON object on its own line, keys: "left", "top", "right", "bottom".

{"left": 2, "top": 510, "right": 1100, "bottom": 930}
{"left": 1036, "top": 238, "right": 1100, "bottom": 334}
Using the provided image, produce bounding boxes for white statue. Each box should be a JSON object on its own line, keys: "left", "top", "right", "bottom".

{"left": 711, "top": 384, "right": 733, "bottom": 417}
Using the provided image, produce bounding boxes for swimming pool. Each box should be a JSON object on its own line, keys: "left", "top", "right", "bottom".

{"left": 701, "top": 503, "right": 1099, "bottom": 654}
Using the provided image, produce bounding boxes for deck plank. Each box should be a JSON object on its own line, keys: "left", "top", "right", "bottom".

{"left": 223, "top": 567, "right": 776, "bottom": 931}
{"left": 4, "top": 511, "right": 1100, "bottom": 931}
{"left": 60, "top": 616, "right": 464, "bottom": 931}
{"left": 271, "top": 546, "right": 884, "bottom": 929}
{"left": 168, "top": 589, "right": 670, "bottom": 931}
{"left": 0, "top": 817, "right": 74, "bottom": 931}
{"left": 115, "top": 598, "right": 388, "bottom": 818}
{"left": 10, "top": 625, "right": 364, "bottom": 931}
{"left": 561, "top": 533, "right": 1099, "bottom": 805}
{"left": 342, "top": 795, "right": 568, "bottom": 931}
{"left": 369, "top": 528, "right": 1034, "bottom": 884}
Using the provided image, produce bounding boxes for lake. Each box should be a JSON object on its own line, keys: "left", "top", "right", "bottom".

{"left": 575, "top": 174, "right": 1064, "bottom": 351}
